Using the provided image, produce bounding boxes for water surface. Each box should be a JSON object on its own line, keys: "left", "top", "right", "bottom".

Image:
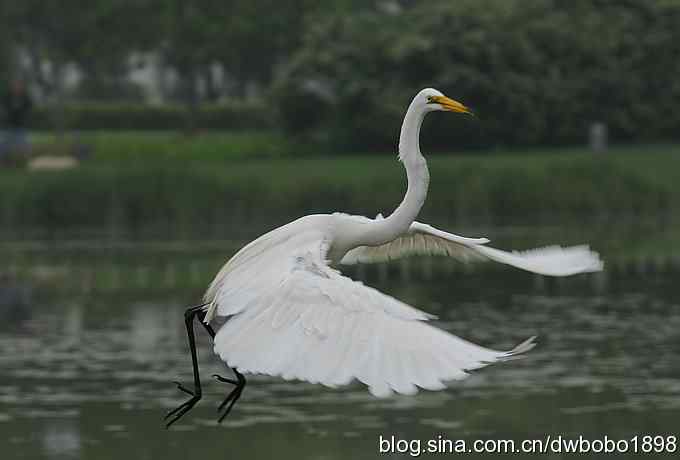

{"left": 1, "top": 222, "right": 679, "bottom": 459}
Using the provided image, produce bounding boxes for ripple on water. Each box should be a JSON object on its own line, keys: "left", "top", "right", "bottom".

{"left": 1, "top": 267, "right": 680, "bottom": 446}
{"left": 420, "top": 417, "right": 463, "bottom": 430}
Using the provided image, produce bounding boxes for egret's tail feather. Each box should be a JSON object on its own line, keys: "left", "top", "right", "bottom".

{"left": 498, "top": 335, "right": 537, "bottom": 361}
{"left": 510, "top": 335, "right": 537, "bottom": 354}
{"left": 203, "top": 301, "right": 217, "bottom": 324}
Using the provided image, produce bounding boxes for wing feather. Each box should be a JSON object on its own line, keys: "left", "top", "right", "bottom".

{"left": 210, "top": 229, "right": 534, "bottom": 396}
{"left": 340, "top": 221, "right": 603, "bottom": 276}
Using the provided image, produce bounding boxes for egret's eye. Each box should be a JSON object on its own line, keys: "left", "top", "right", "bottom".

{"left": 427, "top": 96, "right": 434, "bottom": 103}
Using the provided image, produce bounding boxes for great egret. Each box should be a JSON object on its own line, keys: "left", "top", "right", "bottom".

{"left": 165, "top": 88, "right": 603, "bottom": 427}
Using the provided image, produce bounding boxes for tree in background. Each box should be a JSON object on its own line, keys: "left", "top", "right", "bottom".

{"left": 1, "top": 0, "right": 679, "bottom": 147}
{"left": 150, "top": 0, "right": 315, "bottom": 129}
{"left": 275, "top": 0, "right": 680, "bottom": 149}
{"left": 67, "top": 0, "right": 158, "bottom": 101}
{"left": 1, "top": 0, "right": 157, "bottom": 100}
{"left": 154, "top": 0, "right": 314, "bottom": 100}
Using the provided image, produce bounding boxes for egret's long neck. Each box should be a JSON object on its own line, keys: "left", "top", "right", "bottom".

{"left": 359, "top": 103, "right": 430, "bottom": 246}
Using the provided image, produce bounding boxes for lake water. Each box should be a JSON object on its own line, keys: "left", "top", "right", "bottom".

{"left": 1, "top": 219, "right": 679, "bottom": 459}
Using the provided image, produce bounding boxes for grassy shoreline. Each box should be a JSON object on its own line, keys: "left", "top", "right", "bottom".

{"left": 0, "top": 133, "right": 676, "bottom": 237}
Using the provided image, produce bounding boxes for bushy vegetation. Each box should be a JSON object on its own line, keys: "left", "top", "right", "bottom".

{"left": 29, "top": 131, "right": 297, "bottom": 162}
{"left": 0, "top": 136, "right": 673, "bottom": 238}
{"left": 29, "top": 102, "right": 273, "bottom": 131}
{"left": 3, "top": 1, "right": 680, "bottom": 149}
{"left": 275, "top": 0, "right": 680, "bottom": 149}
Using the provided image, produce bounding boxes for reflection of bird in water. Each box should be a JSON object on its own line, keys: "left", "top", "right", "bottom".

{"left": 165, "top": 88, "right": 603, "bottom": 427}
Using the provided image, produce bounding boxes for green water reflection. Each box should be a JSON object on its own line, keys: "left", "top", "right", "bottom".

{"left": 1, "top": 222, "right": 679, "bottom": 459}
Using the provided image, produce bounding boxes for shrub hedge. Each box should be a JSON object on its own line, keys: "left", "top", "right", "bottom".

{"left": 27, "top": 102, "right": 274, "bottom": 131}
{"left": 0, "top": 151, "right": 672, "bottom": 239}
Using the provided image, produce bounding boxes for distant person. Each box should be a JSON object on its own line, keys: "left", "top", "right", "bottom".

{"left": 1, "top": 79, "right": 33, "bottom": 163}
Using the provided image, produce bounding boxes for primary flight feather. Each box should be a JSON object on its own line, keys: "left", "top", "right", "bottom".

{"left": 165, "top": 88, "right": 602, "bottom": 426}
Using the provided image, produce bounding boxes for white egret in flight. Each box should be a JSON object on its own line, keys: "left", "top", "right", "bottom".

{"left": 165, "top": 88, "right": 603, "bottom": 427}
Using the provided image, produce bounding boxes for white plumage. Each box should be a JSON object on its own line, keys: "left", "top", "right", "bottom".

{"left": 202, "top": 88, "right": 603, "bottom": 398}
{"left": 341, "top": 221, "right": 603, "bottom": 276}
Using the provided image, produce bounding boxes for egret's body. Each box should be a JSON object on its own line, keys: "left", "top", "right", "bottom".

{"left": 165, "top": 88, "right": 602, "bottom": 427}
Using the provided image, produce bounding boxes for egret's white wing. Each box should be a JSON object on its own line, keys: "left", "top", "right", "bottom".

{"left": 472, "top": 244, "right": 603, "bottom": 276}
{"left": 341, "top": 221, "right": 603, "bottom": 276}
{"left": 208, "top": 227, "right": 535, "bottom": 397}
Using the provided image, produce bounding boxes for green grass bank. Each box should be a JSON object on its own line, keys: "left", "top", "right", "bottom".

{"left": 0, "top": 132, "right": 675, "bottom": 238}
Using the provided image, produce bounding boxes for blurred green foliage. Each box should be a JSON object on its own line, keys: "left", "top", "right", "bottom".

{"left": 29, "top": 103, "right": 273, "bottom": 131}
{"left": 275, "top": 0, "right": 680, "bottom": 149}
{"left": 0, "top": 0, "right": 158, "bottom": 97}
{"left": 2, "top": 0, "right": 679, "bottom": 148}
{"left": 0, "top": 0, "right": 323, "bottom": 101}
{"left": 30, "top": 131, "right": 293, "bottom": 161}
{"left": 0, "top": 137, "right": 673, "bottom": 237}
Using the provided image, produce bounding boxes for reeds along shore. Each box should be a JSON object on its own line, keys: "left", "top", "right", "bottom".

{"left": 0, "top": 133, "right": 675, "bottom": 237}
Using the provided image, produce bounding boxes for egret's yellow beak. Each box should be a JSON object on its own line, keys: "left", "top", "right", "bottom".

{"left": 429, "top": 95, "right": 472, "bottom": 115}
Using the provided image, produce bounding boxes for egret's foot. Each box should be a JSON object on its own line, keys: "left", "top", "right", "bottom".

{"left": 215, "top": 372, "right": 246, "bottom": 424}
{"left": 173, "top": 380, "right": 194, "bottom": 396}
{"left": 212, "top": 374, "right": 238, "bottom": 386}
{"left": 217, "top": 385, "right": 244, "bottom": 423}
{"left": 164, "top": 382, "right": 201, "bottom": 428}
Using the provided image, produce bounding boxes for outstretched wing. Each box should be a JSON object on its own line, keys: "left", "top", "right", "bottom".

{"left": 208, "top": 228, "right": 534, "bottom": 397}
{"left": 340, "top": 221, "right": 603, "bottom": 277}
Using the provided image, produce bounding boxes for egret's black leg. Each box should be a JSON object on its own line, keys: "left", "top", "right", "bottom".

{"left": 164, "top": 302, "right": 246, "bottom": 427}
{"left": 215, "top": 369, "right": 247, "bottom": 423}
{"left": 164, "top": 302, "right": 213, "bottom": 428}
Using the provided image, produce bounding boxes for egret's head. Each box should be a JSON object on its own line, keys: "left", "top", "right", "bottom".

{"left": 417, "top": 88, "right": 472, "bottom": 115}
